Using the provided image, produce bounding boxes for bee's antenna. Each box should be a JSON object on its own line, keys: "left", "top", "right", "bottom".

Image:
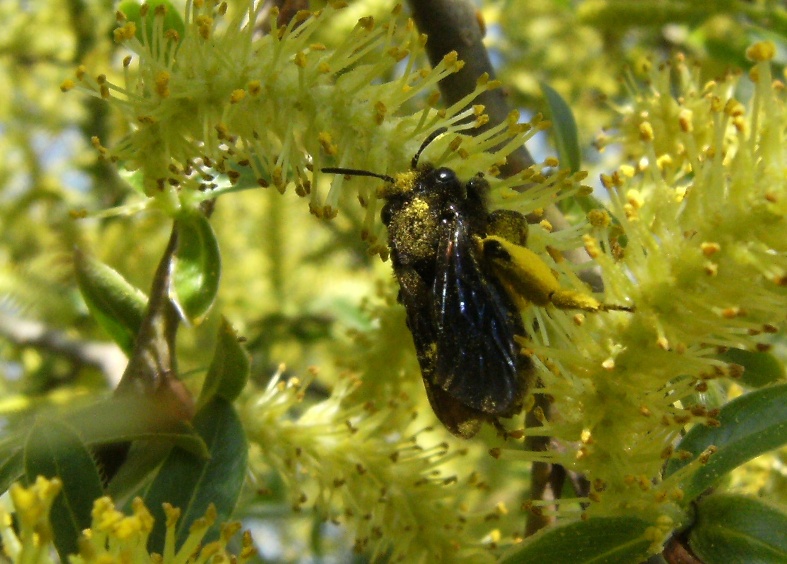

{"left": 411, "top": 127, "right": 448, "bottom": 169}
{"left": 321, "top": 167, "right": 395, "bottom": 184}
{"left": 323, "top": 127, "right": 449, "bottom": 180}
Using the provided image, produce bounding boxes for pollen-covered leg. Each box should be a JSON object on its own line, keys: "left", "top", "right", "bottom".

{"left": 487, "top": 209, "right": 529, "bottom": 247}
{"left": 479, "top": 234, "right": 632, "bottom": 313}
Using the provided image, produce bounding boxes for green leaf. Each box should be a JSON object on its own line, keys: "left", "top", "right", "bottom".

{"left": 107, "top": 441, "right": 178, "bottom": 506}
{"left": 197, "top": 317, "right": 250, "bottom": 408}
{"left": 171, "top": 213, "right": 221, "bottom": 324}
{"left": 74, "top": 248, "right": 148, "bottom": 355}
{"left": 540, "top": 81, "right": 581, "bottom": 173}
{"left": 689, "top": 494, "right": 787, "bottom": 563}
{"left": 664, "top": 384, "right": 787, "bottom": 502}
{"left": 24, "top": 419, "right": 104, "bottom": 561}
{"left": 62, "top": 395, "right": 208, "bottom": 458}
{"left": 0, "top": 446, "right": 24, "bottom": 495}
{"left": 143, "top": 397, "right": 247, "bottom": 553}
{"left": 717, "top": 348, "right": 785, "bottom": 388}
{"left": 500, "top": 516, "right": 654, "bottom": 563}
{"left": 118, "top": 0, "right": 185, "bottom": 44}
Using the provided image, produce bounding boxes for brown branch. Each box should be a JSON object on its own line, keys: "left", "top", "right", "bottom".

{"left": 523, "top": 393, "right": 556, "bottom": 536}
{"left": 407, "top": 0, "right": 534, "bottom": 175}
{"left": 0, "top": 311, "right": 126, "bottom": 387}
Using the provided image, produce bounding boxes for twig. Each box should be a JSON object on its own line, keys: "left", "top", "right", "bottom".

{"left": 407, "top": 0, "right": 534, "bottom": 175}
{"left": 0, "top": 311, "right": 126, "bottom": 387}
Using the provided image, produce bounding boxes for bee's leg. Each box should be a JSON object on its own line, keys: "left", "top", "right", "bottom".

{"left": 487, "top": 209, "right": 529, "bottom": 246}
{"left": 492, "top": 417, "right": 511, "bottom": 440}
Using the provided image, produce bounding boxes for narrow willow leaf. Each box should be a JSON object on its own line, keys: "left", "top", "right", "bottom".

{"left": 717, "top": 348, "right": 785, "bottom": 388}
{"left": 24, "top": 420, "right": 104, "bottom": 561}
{"left": 197, "top": 317, "right": 250, "bottom": 408}
{"left": 144, "top": 398, "right": 247, "bottom": 553}
{"left": 107, "top": 440, "right": 180, "bottom": 506}
{"left": 0, "top": 446, "right": 23, "bottom": 495}
{"left": 689, "top": 494, "right": 787, "bottom": 563}
{"left": 540, "top": 80, "right": 581, "bottom": 173}
{"left": 664, "top": 384, "right": 787, "bottom": 502}
{"left": 63, "top": 395, "right": 208, "bottom": 457}
{"left": 171, "top": 213, "right": 221, "bottom": 324}
{"left": 74, "top": 248, "right": 147, "bottom": 355}
{"left": 500, "top": 516, "right": 654, "bottom": 563}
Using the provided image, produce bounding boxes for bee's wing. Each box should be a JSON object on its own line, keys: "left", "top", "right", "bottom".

{"left": 422, "top": 382, "right": 483, "bottom": 438}
{"left": 393, "top": 261, "right": 485, "bottom": 438}
{"left": 431, "top": 211, "right": 526, "bottom": 417}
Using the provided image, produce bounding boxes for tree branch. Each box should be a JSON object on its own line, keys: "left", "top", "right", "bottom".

{"left": 0, "top": 311, "right": 126, "bottom": 387}
{"left": 407, "top": 0, "right": 534, "bottom": 175}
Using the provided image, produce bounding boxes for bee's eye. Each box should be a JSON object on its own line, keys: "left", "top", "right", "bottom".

{"left": 381, "top": 203, "right": 393, "bottom": 226}
{"left": 434, "top": 168, "right": 457, "bottom": 184}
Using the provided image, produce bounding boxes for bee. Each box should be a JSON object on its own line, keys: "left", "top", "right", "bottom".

{"left": 324, "top": 129, "right": 532, "bottom": 438}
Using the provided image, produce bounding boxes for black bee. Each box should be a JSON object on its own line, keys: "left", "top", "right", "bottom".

{"left": 324, "top": 129, "right": 531, "bottom": 438}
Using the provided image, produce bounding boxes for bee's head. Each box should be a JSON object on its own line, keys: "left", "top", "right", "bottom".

{"left": 321, "top": 127, "right": 450, "bottom": 200}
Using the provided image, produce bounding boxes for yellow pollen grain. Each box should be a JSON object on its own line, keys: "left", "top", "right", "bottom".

{"left": 375, "top": 101, "right": 387, "bottom": 125}
{"left": 318, "top": 131, "right": 337, "bottom": 155}
{"left": 583, "top": 234, "right": 601, "bottom": 258}
{"left": 388, "top": 47, "right": 409, "bottom": 62}
{"left": 746, "top": 41, "right": 776, "bottom": 62}
{"left": 357, "top": 15, "right": 374, "bottom": 31}
{"left": 724, "top": 99, "right": 745, "bottom": 117}
{"left": 626, "top": 189, "right": 644, "bottom": 209}
{"left": 587, "top": 209, "right": 610, "bottom": 228}
{"left": 196, "top": 16, "right": 213, "bottom": 39}
{"left": 154, "top": 71, "right": 170, "bottom": 98}
{"left": 701, "top": 242, "right": 721, "bottom": 257}
{"left": 678, "top": 109, "right": 693, "bottom": 132}
{"left": 230, "top": 89, "right": 246, "bottom": 103}
{"left": 638, "top": 121, "right": 654, "bottom": 141}
{"left": 113, "top": 22, "right": 137, "bottom": 42}
{"left": 656, "top": 154, "right": 673, "bottom": 170}
{"left": 721, "top": 307, "right": 742, "bottom": 318}
{"left": 247, "top": 80, "right": 261, "bottom": 95}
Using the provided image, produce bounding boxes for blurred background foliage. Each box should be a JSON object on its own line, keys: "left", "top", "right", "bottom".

{"left": 0, "top": 0, "right": 785, "bottom": 561}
